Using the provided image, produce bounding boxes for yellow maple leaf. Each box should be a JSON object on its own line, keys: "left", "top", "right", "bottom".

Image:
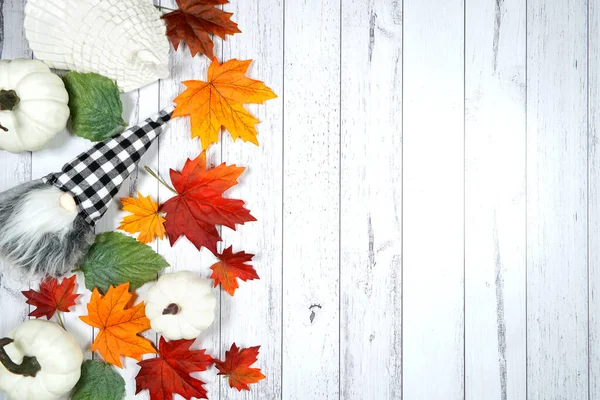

{"left": 119, "top": 192, "right": 166, "bottom": 244}
{"left": 80, "top": 283, "right": 157, "bottom": 368}
{"left": 172, "top": 58, "right": 277, "bottom": 150}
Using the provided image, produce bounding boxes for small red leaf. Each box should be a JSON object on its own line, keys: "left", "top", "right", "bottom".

{"left": 214, "top": 343, "right": 265, "bottom": 391}
{"left": 210, "top": 246, "right": 258, "bottom": 296}
{"left": 22, "top": 275, "right": 80, "bottom": 320}
{"left": 136, "top": 337, "right": 214, "bottom": 400}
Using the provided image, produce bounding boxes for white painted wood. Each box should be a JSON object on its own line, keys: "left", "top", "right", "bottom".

{"left": 30, "top": 113, "right": 93, "bottom": 367}
{"left": 464, "top": 0, "right": 526, "bottom": 399}
{"left": 283, "top": 0, "right": 340, "bottom": 398}
{"left": 220, "top": 1, "right": 283, "bottom": 399}
{"left": 590, "top": 1, "right": 600, "bottom": 397}
{"left": 340, "top": 1, "right": 402, "bottom": 399}
{"left": 156, "top": 0, "right": 222, "bottom": 397}
{"left": 109, "top": 83, "right": 160, "bottom": 400}
{"left": 402, "top": 0, "right": 464, "bottom": 398}
{"left": 0, "top": 3, "right": 32, "bottom": 400}
{"left": 0, "top": 1, "right": 598, "bottom": 399}
{"left": 526, "top": 0, "right": 589, "bottom": 398}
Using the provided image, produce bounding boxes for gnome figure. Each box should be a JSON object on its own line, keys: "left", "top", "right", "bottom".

{"left": 0, "top": 108, "right": 173, "bottom": 277}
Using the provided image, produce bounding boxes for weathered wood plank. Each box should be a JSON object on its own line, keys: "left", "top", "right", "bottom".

{"left": 219, "top": 0, "right": 284, "bottom": 399}
{"left": 156, "top": 0, "right": 222, "bottom": 397}
{"left": 464, "top": 0, "right": 526, "bottom": 399}
{"left": 282, "top": 0, "right": 340, "bottom": 398}
{"left": 340, "top": 1, "right": 402, "bottom": 399}
{"left": 402, "top": 0, "right": 465, "bottom": 398}
{"left": 106, "top": 83, "right": 160, "bottom": 400}
{"left": 526, "top": 0, "right": 588, "bottom": 398}
{"left": 0, "top": 5, "right": 33, "bottom": 400}
{"left": 590, "top": 1, "right": 600, "bottom": 397}
{"left": 30, "top": 106, "right": 93, "bottom": 367}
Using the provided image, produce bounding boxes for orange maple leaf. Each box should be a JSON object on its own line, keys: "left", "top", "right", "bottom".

{"left": 80, "top": 283, "right": 157, "bottom": 368}
{"left": 210, "top": 246, "right": 258, "bottom": 296}
{"left": 172, "top": 58, "right": 277, "bottom": 150}
{"left": 214, "top": 343, "right": 265, "bottom": 391}
{"left": 119, "top": 192, "right": 166, "bottom": 244}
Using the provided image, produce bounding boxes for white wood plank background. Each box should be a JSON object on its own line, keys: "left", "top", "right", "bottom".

{"left": 0, "top": 0, "right": 599, "bottom": 399}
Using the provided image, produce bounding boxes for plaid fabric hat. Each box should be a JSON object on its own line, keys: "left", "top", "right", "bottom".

{"left": 43, "top": 107, "right": 174, "bottom": 226}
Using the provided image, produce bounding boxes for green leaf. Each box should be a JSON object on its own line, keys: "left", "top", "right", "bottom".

{"left": 81, "top": 232, "right": 169, "bottom": 293}
{"left": 72, "top": 360, "right": 125, "bottom": 400}
{"left": 63, "top": 72, "right": 126, "bottom": 141}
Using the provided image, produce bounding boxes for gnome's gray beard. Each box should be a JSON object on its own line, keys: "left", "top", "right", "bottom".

{"left": 0, "top": 180, "right": 95, "bottom": 277}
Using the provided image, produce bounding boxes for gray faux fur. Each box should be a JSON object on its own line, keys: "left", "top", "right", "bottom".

{"left": 0, "top": 180, "right": 95, "bottom": 277}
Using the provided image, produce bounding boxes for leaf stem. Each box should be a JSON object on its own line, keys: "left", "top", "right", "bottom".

{"left": 154, "top": 5, "right": 177, "bottom": 11}
{"left": 56, "top": 311, "right": 67, "bottom": 331}
{"left": 145, "top": 166, "right": 177, "bottom": 194}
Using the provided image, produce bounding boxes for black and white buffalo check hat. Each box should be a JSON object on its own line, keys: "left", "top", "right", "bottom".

{"left": 43, "top": 107, "right": 174, "bottom": 226}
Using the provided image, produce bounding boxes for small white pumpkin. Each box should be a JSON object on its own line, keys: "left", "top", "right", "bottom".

{"left": 146, "top": 271, "right": 217, "bottom": 340}
{"left": 0, "top": 59, "right": 70, "bottom": 153}
{"left": 0, "top": 319, "right": 83, "bottom": 400}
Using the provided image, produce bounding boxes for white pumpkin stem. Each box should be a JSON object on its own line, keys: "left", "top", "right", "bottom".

{"left": 163, "top": 303, "right": 180, "bottom": 315}
{"left": 0, "top": 90, "right": 20, "bottom": 112}
{"left": 0, "top": 338, "right": 41, "bottom": 378}
{"left": 0, "top": 90, "right": 19, "bottom": 132}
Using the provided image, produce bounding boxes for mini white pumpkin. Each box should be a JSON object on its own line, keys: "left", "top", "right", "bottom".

{"left": 146, "top": 271, "right": 217, "bottom": 340}
{"left": 0, "top": 59, "right": 70, "bottom": 153}
{"left": 0, "top": 319, "right": 83, "bottom": 400}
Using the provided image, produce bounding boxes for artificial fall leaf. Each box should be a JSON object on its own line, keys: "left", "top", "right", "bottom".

{"left": 80, "top": 283, "right": 157, "bottom": 368}
{"left": 22, "top": 275, "right": 80, "bottom": 320}
{"left": 136, "top": 337, "right": 214, "bottom": 400}
{"left": 161, "top": 151, "right": 256, "bottom": 254}
{"left": 210, "top": 246, "right": 258, "bottom": 296}
{"left": 118, "top": 192, "right": 166, "bottom": 244}
{"left": 214, "top": 343, "right": 265, "bottom": 391}
{"left": 172, "top": 58, "right": 277, "bottom": 150}
{"left": 162, "top": 0, "right": 241, "bottom": 60}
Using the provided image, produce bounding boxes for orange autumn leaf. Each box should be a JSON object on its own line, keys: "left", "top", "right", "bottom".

{"left": 80, "top": 283, "right": 157, "bottom": 368}
{"left": 214, "top": 343, "right": 265, "bottom": 391}
{"left": 119, "top": 192, "right": 166, "bottom": 244}
{"left": 210, "top": 246, "right": 258, "bottom": 296}
{"left": 172, "top": 58, "right": 277, "bottom": 150}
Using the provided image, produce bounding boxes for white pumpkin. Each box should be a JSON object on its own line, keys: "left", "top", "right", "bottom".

{"left": 146, "top": 271, "right": 217, "bottom": 340}
{"left": 0, "top": 319, "right": 83, "bottom": 400}
{"left": 0, "top": 59, "right": 69, "bottom": 153}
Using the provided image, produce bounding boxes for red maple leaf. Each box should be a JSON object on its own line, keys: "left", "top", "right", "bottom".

{"left": 162, "top": 0, "right": 241, "bottom": 59}
{"left": 214, "top": 343, "right": 265, "bottom": 391}
{"left": 161, "top": 152, "right": 256, "bottom": 254}
{"left": 136, "top": 337, "right": 214, "bottom": 400}
{"left": 210, "top": 246, "right": 259, "bottom": 295}
{"left": 22, "top": 275, "right": 80, "bottom": 319}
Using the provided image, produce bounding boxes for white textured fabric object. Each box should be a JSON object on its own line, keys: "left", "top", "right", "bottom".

{"left": 24, "top": 0, "right": 170, "bottom": 92}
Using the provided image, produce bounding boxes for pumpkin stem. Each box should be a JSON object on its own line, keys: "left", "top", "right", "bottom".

{"left": 0, "top": 124, "right": 7, "bottom": 132}
{"left": 0, "top": 338, "right": 41, "bottom": 378}
{"left": 163, "top": 303, "right": 180, "bottom": 315}
{"left": 0, "top": 90, "right": 20, "bottom": 111}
